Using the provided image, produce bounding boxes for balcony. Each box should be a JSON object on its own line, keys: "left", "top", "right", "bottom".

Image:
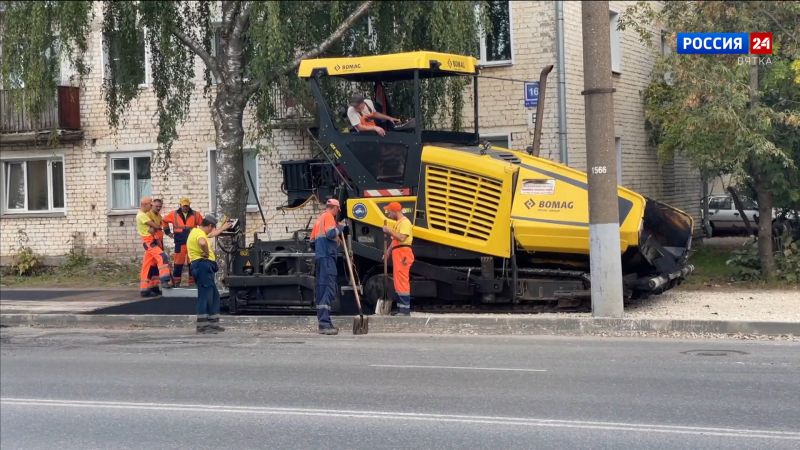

{"left": 270, "top": 84, "right": 314, "bottom": 128}
{"left": 0, "top": 86, "right": 83, "bottom": 145}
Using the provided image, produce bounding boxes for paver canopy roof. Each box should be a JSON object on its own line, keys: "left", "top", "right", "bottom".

{"left": 298, "top": 51, "right": 478, "bottom": 81}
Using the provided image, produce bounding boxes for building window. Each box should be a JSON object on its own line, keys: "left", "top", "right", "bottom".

{"left": 479, "top": 1, "right": 513, "bottom": 66}
{"left": 109, "top": 154, "right": 151, "bottom": 210}
{"left": 208, "top": 149, "right": 259, "bottom": 214}
{"left": 610, "top": 10, "right": 621, "bottom": 74}
{"left": 615, "top": 137, "right": 622, "bottom": 185}
{"left": 483, "top": 134, "right": 511, "bottom": 149}
{"left": 103, "top": 27, "right": 150, "bottom": 86}
{"left": 2, "top": 158, "right": 65, "bottom": 213}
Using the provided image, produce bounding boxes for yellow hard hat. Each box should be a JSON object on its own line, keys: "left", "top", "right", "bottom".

{"left": 180, "top": 197, "right": 191, "bottom": 206}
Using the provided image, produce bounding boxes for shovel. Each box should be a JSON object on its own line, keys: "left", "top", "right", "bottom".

{"left": 341, "top": 235, "right": 369, "bottom": 335}
{"left": 375, "top": 222, "right": 393, "bottom": 315}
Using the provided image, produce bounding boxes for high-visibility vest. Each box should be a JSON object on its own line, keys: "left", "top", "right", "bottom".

{"left": 163, "top": 209, "right": 203, "bottom": 244}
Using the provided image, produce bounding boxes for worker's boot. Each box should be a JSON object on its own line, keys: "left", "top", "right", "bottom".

{"left": 206, "top": 318, "right": 225, "bottom": 332}
{"left": 318, "top": 327, "right": 339, "bottom": 335}
{"left": 196, "top": 318, "right": 213, "bottom": 334}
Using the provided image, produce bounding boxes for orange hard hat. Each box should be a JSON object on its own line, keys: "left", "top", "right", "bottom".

{"left": 326, "top": 198, "right": 341, "bottom": 207}
{"left": 385, "top": 202, "right": 403, "bottom": 212}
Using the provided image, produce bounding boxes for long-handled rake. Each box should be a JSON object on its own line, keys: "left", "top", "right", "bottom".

{"left": 340, "top": 235, "right": 368, "bottom": 335}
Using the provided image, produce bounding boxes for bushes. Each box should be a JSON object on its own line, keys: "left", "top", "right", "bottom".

{"left": 726, "top": 237, "right": 800, "bottom": 283}
{"left": 9, "top": 230, "right": 41, "bottom": 276}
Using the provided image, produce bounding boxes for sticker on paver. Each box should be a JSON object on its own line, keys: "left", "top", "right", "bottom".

{"left": 521, "top": 179, "right": 556, "bottom": 196}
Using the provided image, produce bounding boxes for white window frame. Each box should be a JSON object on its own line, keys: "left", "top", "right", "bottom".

{"left": 482, "top": 132, "right": 512, "bottom": 149}
{"left": 615, "top": 137, "right": 622, "bottom": 185}
{"left": 108, "top": 152, "right": 152, "bottom": 213}
{"left": 208, "top": 149, "right": 260, "bottom": 214}
{"left": 101, "top": 26, "right": 152, "bottom": 87}
{"left": 610, "top": 10, "right": 622, "bottom": 74}
{"left": 478, "top": 1, "right": 514, "bottom": 67}
{"left": 1, "top": 156, "right": 66, "bottom": 214}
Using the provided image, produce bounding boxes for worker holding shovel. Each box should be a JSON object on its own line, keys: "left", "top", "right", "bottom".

{"left": 382, "top": 202, "right": 414, "bottom": 316}
{"left": 310, "top": 199, "right": 349, "bottom": 335}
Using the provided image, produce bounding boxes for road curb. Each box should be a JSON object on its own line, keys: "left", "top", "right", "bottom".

{"left": 1, "top": 314, "right": 798, "bottom": 336}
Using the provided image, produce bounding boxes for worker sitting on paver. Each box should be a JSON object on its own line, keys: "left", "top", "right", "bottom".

{"left": 382, "top": 201, "right": 414, "bottom": 316}
{"left": 347, "top": 93, "right": 400, "bottom": 137}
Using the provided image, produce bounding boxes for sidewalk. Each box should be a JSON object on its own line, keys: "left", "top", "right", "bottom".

{"left": 1, "top": 288, "right": 797, "bottom": 338}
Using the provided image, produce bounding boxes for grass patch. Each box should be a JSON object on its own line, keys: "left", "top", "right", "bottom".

{"left": 683, "top": 243, "right": 799, "bottom": 290}
{"left": 1, "top": 258, "right": 139, "bottom": 289}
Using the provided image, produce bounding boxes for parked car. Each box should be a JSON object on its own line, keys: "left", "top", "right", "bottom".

{"left": 703, "top": 194, "right": 798, "bottom": 238}
{"left": 703, "top": 195, "right": 760, "bottom": 236}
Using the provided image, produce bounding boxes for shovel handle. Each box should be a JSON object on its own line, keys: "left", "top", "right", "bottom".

{"left": 340, "top": 235, "right": 363, "bottom": 316}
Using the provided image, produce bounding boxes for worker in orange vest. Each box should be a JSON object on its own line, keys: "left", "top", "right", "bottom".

{"left": 310, "top": 198, "right": 349, "bottom": 335}
{"left": 162, "top": 197, "right": 203, "bottom": 287}
{"left": 146, "top": 198, "right": 166, "bottom": 293}
{"left": 382, "top": 201, "right": 414, "bottom": 315}
{"left": 137, "top": 197, "right": 172, "bottom": 297}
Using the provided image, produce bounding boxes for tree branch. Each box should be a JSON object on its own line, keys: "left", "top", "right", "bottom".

{"left": 283, "top": 0, "right": 373, "bottom": 74}
{"left": 222, "top": 1, "right": 239, "bottom": 36}
{"left": 243, "top": 0, "right": 373, "bottom": 99}
{"left": 232, "top": 1, "right": 253, "bottom": 41}
{"left": 171, "top": 26, "right": 222, "bottom": 82}
{"left": 758, "top": 8, "right": 799, "bottom": 47}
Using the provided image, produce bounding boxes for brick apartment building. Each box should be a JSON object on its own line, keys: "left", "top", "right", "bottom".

{"left": 0, "top": 1, "right": 700, "bottom": 264}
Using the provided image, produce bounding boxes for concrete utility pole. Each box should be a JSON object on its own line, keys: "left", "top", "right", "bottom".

{"left": 581, "top": 1, "right": 624, "bottom": 317}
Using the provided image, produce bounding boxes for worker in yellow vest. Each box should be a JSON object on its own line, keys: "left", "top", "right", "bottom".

{"left": 187, "top": 214, "right": 232, "bottom": 334}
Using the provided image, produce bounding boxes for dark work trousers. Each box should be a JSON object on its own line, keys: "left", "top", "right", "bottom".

{"left": 191, "top": 259, "right": 220, "bottom": 324}
{"left": 315, "top": 257, "right": 337, "bottom": 329}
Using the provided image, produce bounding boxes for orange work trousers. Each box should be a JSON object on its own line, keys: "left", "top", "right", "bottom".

{"left": 172, "top": 242, "right": 194, "bottom": 286}
{"left": 391, "top": 246, "right": 414, "bottom": 296}
{"left": 139, "top": 236, "right": 172, "bottom": 294}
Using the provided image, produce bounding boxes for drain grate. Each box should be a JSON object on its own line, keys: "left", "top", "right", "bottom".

{"left": 681, "top": 349, "right": 749, "bottom": 357}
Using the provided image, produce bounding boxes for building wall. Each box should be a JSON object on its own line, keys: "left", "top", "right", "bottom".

{"left": 0, "top": 10, "right": 317, "bottom": 263}
{"left": 1, "top": 1, "right": 702, "bottom": 263}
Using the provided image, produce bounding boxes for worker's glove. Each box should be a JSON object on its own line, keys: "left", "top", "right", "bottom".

{"left": 341, "top": 225, "right": 350, "bottom": 236}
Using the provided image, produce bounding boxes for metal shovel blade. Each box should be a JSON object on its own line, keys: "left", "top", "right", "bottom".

{"left": 375, "top": 298, "right": 392, "bottom": 315}
{"left": 353, "top": 315, "right": 369, "bottom": 335}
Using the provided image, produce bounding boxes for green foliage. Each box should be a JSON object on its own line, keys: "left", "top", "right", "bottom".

{"left": 775, "top": 239, "right": 800, "bottom": 283}
{"left": 725, "top": 239, "right": 763, "bottom": 281}
{"left": 63, "top": 248, "right": 92, "bottom": 270}
{"left": 620, "top": 1, "right": 800, "bottom": 210}
{"left": 726, "top": 237, "right": 800, "bottom": 283}
{"left": 10, "top": 230, "right": 41, "bottom": 276}
{"left": 0, "top": 1, "right": 92, "bottom": 118}
{"left": 1, "top": 0, "right": 484, "bottom": 159}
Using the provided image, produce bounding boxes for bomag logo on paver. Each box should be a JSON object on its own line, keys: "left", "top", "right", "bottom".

{"left": 335, "top": 63, "right": 362, "bottom": 72}
{"left": 447, "top": 59, "right": 466, "bottom": 69}
{"left": 539, "top": 200, "right": 574, "bottom": 209}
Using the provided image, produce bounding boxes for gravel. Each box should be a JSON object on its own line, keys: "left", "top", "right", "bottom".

{"left": 624, "top": 288, "right": 800, "bottom": 322}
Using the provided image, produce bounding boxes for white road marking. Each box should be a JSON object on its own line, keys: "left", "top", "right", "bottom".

{"left": 3, "top": 398, "right": 798, "bottom": 441}
{"left": 369, "top": 364, "right": 547, "bottom": 372}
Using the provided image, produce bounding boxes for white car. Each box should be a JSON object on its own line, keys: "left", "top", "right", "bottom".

{"left": 704, "top": 195, "right": 797, "bottom": 237}
{"left": 704, "top": 195, "right": 760, "bottom": 236}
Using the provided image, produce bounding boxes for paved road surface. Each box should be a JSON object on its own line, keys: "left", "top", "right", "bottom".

{"left": 1, "top": 329, "right": 798, "bottom": 449}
